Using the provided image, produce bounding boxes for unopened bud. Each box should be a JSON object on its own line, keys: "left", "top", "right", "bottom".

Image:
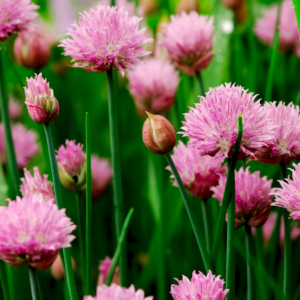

{"left": 176, "top": 0, "right": 199, "bottom": 14}
{"left": 234, "top": 1, "right": 247, "bottom": 24}
{"left": 142, "top": 112, "right": 176, "bottom": 155}
{"left": 139, "top": 0, "right": 158, "bottom": 15}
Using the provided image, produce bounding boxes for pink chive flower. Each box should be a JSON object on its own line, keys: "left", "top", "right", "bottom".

{"left": 0, "top": 0, "right": 38, "bottom": 42}
{"left": 167, "top": 141, "right": 227, "bottom": 200}
{"left": 252, "top": 102, "right": 300, "bottom": 165}
{"left": 170, "top": 270, "right": 229, "bottom": 300}
{"left": 97, "top": 257, "right": 120, "bottom": 286}
{"left": 0, "top": 123, "right": 38, "bottom": 169}
{"left": 181, "top": 83, "right": 276, "bottom": 160}
{"left": 91, "top": 155, "right": 112, "bottom": 200}
{"left": 254, "top": 0, "right": 299, "bottom": 54}
{"left": 24, "top": 73, "right": 59, "bottom": 124}
{"left": 98, "top": 0, "right": 136, "bottom": 17}
{"left": 59, "top": 5, "right": 153, "bottom": 76}
{"left": 0, "top": 194, "right": 76, "bottom": 270}
{"left": 272, "top": 162, "right": 300, "bottom": 220}
{"left": 21, "top": 167, "right": 54, "bottom": 202}
{"left": 84, "top": 284, "right": 153, "bottom": 300}
{"left": 56, "top": 140, "right": 86, "bottom": 191}
{"left": 9, "top": 98, "right": 22, "bottom": 120}
{"left": 159, "top": 12, "right": 214, "bottom": 76}
{"left": 212, "top": 167, "right": 273, "bottom": 228}
{"left": 127, "top": 58, "right": 180, "bottom": 116}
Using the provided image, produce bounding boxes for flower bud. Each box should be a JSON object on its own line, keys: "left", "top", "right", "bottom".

{"left": 24, "top": 73, "right": 59, "bottom": 124}
{"left": 51, "top": 255, "right": 76, "bottom": 280}
{"left": 221, "top": 0, "right": 243, "bottom": 9}
{"left": 14, "top": 30, "right": 51, "bottom": 70}
{"left": 176, "top": 0, "right": 199, "bottom": 14}
{"left": 139, "top": 0, "right": 158, "bottom": 15}
{"left": 142, "top": 112, "right": 176, "bottom": 155}
{"left": 234, "top": 1, "right": 247, "bottom": 24}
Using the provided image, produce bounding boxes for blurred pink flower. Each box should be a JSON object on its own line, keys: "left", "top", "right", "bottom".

{"left": 159, "top": 12, "right": 213, "bottom": 76}
{"left": 212, "top": 167, "right": 273, "bottom": 228}
{"left": 25, "top": 73, "right": 59, "bottom": 124}
{"left": 0, "top": 0, "right": 38, "bottom": 42}
{"left": 167, "top": 141, "right": 226, "bottom": 200}
{"left": 51, "top": 255, "right": 76, "bottom": 280}
{"left": 272, "top": 162, "right": 300, "bottom": 220}
{"left": 98, "top": 0, "right": 136, "bottom": 17}
{"left": 97, "top": 257, "right": 120, "bottom": 286}
{"left": 128, "top": 58, "right": 180, "bottom": 115}
{"left": 0, "top": 194, "right": 76, "bottom": 269}
{"left": 21, "top": 167, "right": 54, "bottom": 202}
{"left": 0, "top": 123, "right": 38, "bottom": 169}
{"left": 91, "top": 155, "right": 112, "bottom": 200}
{"left": 9, "top": 98, "right": 22, "bottom": 120}
{"left": 170, "top": 270, "right": 229, "bottom": 300}
{"left": 252, "top": 102, "right": 300, "bottom": 165}
{"left": 181, "top": 83, "right": 277, "bottom": 160}
{"left": 84, "top": 284, "right": 153, "bottom": 300}
{"left": 56, "top": 140, "right": 86, "bottom": 191}
{"left": 254, "top": 0, "right": 299, "bottom": 54}
{"left": 60, "top": 5, "right": 153, "bottom": 76}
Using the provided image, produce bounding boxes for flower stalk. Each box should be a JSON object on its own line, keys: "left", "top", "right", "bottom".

{"left": 201, "top": 200, "right": 211, "bottom": 253}
{"left": 0, "top": 261, "right": 10, "bottom": 300}
{"left": 28, "top": 267, "right": 41, "bottom": 300}
{"left": 195, "top": 71, "right": 205, "bottom": 97}
{"left": 292, "top": 0, "right": 300, "bottom": 36}
{"left": 245, "top": 225, "right": 254, "bottom": 300}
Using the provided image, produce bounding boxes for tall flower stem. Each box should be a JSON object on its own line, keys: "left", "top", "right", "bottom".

{"left": 245, "top": 224, "right": 254, "bottom": 300}
{"left": 44, "top": 123, "right": 78, "bottom": 300}
{"left": 85, "top": 113, "right": 92, "bottom": 296}
{"left": 106, "top": 68, "right": 125, "bottom": 285}
{"left": 105, "top": 209, "right": 134, "bottom": 286}
{"left": 0, "top": 262, "right": 10, "bottom": 300}
{"left": 201, "top": 200, "right": 211, "bottom": 253}
{"left": 264, "top": 0, "right": 282, "bottom": 103}
{"left": 195, "top": 71, "right": 205, "bottom": 97}
{"left": 292, "top": 0, "right": 300, "bottom": 35}
{"left": 0, "top": 48, "right": 20, "bottom": 198}
{"left": 211, "top": 115, "right": 243, "bottom": 263}
{"left": 28, "top": 267, "right": 41, "bottom": 300}
{"left": 164, "top": 154, "right": 212, "bottom": 272}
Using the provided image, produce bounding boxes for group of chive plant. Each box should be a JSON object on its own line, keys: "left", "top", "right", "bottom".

{"left": 1, "top": 0, "right": 300, "bottom": 299}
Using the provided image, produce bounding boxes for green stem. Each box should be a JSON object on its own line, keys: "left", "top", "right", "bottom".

{"left": 0, "top": 48, "right": 20, "bottom": 198}
{"left": 292, "top": 0, "right": 300, "bottom": 37}
{"left": 201, "top": 200, "right": 211, "bottom": 254}
{"left": 164, "top": 153, "right": 212, "bottom": 272}
{"left": 28, "top": 267, "right": 41, "bottom": 300}
{"left": 110, "top": 0, "right": 115, "bottom": 6}
{"left": 245, "top": 225, "right": 254, "bottom": 300}
{"left": 0, "top": 262, "right": 10, "bottom": 300}
{"left": 105, "top": 209, "right": 134, "bottom": 286}
{"left": 85, "top": 113, "right": 92, "bottom": 296}
{"left": 195, "top": 71, "right": 205, "bottom": 97}
{"left": 211, "top": 115, "right": 243, "bottom": 263}
{"left": 43, "top": 123, "right": 78, "bottom": 300}
{"left": 264, "top": 0, "right": 282, "bottom": 103}
{"left": 106, "top": 68, "right": 125, "bottom": 286}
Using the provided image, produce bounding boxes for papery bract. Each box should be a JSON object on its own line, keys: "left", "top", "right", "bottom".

{"left": 97, "top": 257, "right": 120, "bottom": 286}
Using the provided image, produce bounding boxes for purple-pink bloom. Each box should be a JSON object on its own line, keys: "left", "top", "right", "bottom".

{"left": 170, "top": 270, "right": 229, "bottom": 300}
{"left": 254, "top": 0, "right": 299, "bottom": 55}
{"left": 60, "top": 5, "right": 153, "bottom": 76}
{"left": 272, "top": 162, "right": 300, "bottom": 220}
{"left": 25, "top": 73, "right": 59, "bottom": 124}
{"left": 167, "top": 141, "right": 226, "bottom": 200}
{"left": 212, "top": 167, "right": 273, "bottom": 228}
{"left": 84, "top": 284, "right": 153, "bottom": 300}
{"left": 181, "top": 83, "right": 277, "bottom": 160}
{"left": 21, "top": 167, "right": 54, "bottom": 202}
{"left": 91, "top": 155, "right": 112, "bottom": 200}
{"left": 252, "top": 102, "right": 300, "bottom": 165}
{"left": 0, "top": 123, "right": 38, "bottom": 169}
{"left": 128, "top": 58, "right": 180, "bottom": 115}
{"left": 159, "top": 12, "right": 213, "bottom": 76}
{"left": 97, "top": 257, "right": 120, "bottom": 286}
{"left": 9, "top": 97, "right": 22, "bottom": 120}
{"left": 0, "top": 194, "right": 76, "bottom": 269}
{"left": 0, "top": 0, "right": 38, "bottom": 42}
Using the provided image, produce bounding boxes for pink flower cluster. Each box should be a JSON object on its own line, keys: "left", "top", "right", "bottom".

{"left": 97, "top": 257, "right": 120, "bottom": 286}
{"left": 9, "top": 97, "right": 22, "bottom": 120}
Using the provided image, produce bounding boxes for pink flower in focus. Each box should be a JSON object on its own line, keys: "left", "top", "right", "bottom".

{"left": 9, "top": 98, "right": 22, "bottom": 120}
{"left": 91, "top": 155, "right": 112, "bottom": 200}
{"left": 0, "top": 0, "right": 38, "bottom": 42}
{"left": 98, "top": 0, "right": 136, "bottom": 17}
{"left": 254, "top": 1, "right": 299, "bottom": 54}
{"left": 167, "top": 141, "right": 226, "bottom": 200}
{"left": 159, "top": 12, "right": 214, "bottom": 76}
{"left": 56, "top": 140, "right": 86, "bottom": 191}
{"left": 181, "top": 83, "right": 277, "bottom": 160}
{"left": 212, "top": 167, "right": 273, "bottom": 228}
{"left": 84, "top": 284, "right": 153, "bottom": 300}
{"left": 60, "top": 5, "right": 153, "bottom": 76}
{"left": 127, "top": 58, "right": 180, "bottom": 116}
{"left": 170, "top": 270, "right": 229, "bottom": 300}
{"left": 25, "top": 73, "right": 59, "bottom": 124}
{"left": 252, "top": 102, "right": 300, "bottom": 165}
{"left": 21, "top": 167, "right": 54, "bottom": 202}
{"left": 272, "top": 162, "right": 300, "bottom": 220}
{"left": 0, "top": 194, "right": 76, "bottom": 269}
{"left": 97, "top": 257, "right": 120, "bottom": 286}
{"left": 0, "top": 123, "right": 38, "bottom": 169}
